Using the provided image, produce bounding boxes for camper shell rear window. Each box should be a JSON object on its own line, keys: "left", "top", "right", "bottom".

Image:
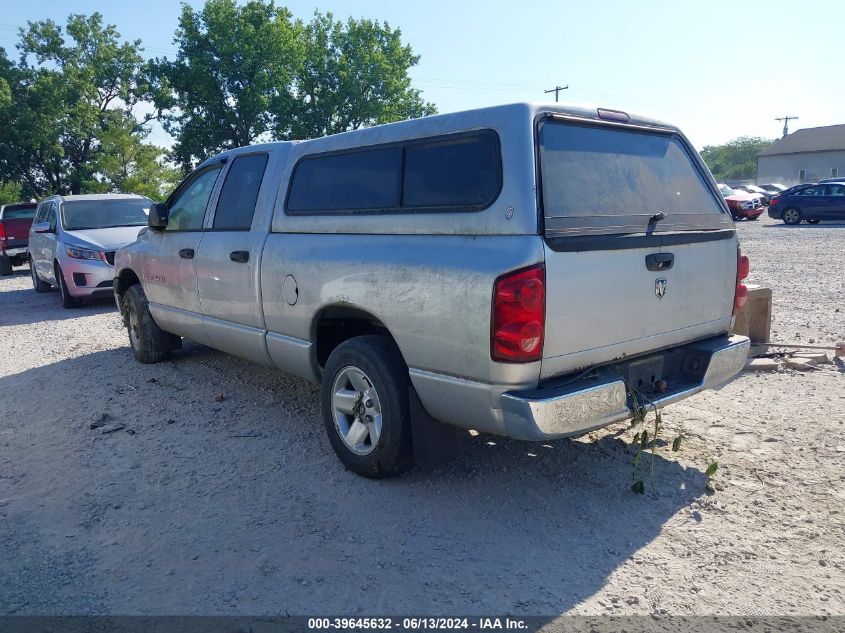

{"left": 538, "top": 118, "right": 730, "bottom": 237}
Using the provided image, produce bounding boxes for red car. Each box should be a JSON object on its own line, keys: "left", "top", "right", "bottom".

{"left": 718, "top": 184, "right": 764, "bottom": 221}
{"left": 0, "top": 202, "right": 38, "bottom": 275}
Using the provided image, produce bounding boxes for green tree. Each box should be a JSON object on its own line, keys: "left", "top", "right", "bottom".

{"left": 148, "top": 0, "right": 303, "bottom": 170}
{"left": 700, "top": 136, "right": 775, "bottom": 181}
{"left": 286, "top": 12, "right": 436, "bottom": 139}
{"left": 87, "top": 111, "right": 181, "bottom": 200}
{"left": 0, "top": 181, "right": 23, "bottom": 205}
{"left": 16, "top": 13, "right": 150, "bottom": 194}
{"left": 150, "top": 1, "right": 436, "bottom": 168}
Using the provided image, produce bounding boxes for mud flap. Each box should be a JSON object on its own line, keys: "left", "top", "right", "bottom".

{"left": 409, "top": 385, "right": 466, "bottom": 466}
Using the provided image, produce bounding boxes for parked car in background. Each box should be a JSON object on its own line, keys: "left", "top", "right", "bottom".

{"left": 768, "top": 182, "right": 845, "bottom": 224}
{"left": 0, "top": 202, "right": 38, "bottom": 276}
{"left": 718, "top": 184, "right": 764, "bottom": 220}
{"left": 114, "top": 103, "right": 749, "bottom": 478}
{"left": 28, "top": 194, "right": 152, "bottom": 307}
{"left": 818, "top": 177, "right": 845, "bottom": 184}
{"left": 758, "top": 183, "right": 787, "bottom": 194}
{"left": 734, "top": 184, "right": 773, "bottom": 204}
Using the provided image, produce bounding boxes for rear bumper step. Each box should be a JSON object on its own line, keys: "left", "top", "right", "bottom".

{"left": 500, "top": 334, "right": 750, "bottom": 440}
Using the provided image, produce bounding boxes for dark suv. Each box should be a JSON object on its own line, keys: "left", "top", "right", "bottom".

{"left": 768, "top": 183, "right": 845, "bottom": 224}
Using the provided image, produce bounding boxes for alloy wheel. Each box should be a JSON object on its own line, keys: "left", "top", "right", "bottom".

{"left": 330, "top": 366, "right": 382, "bottom": 455}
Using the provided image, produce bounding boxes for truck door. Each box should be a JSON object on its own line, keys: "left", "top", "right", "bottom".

{"left": 142, "top": 163, "right": 224, "bottom": 345}
{"left": 195, "top": 152, "right": 274, "bottom": 366}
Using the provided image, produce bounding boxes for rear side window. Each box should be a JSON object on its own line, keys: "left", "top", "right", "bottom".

{"left": 539, "top": 121, "right": 727, "bottom": 237}
{"left": 287, "top": 147, "right": 401, "bottom": 212}
{"left": 2, "top": 204, "right": 37, "bottom": 220}
{"left": 285, "top": 130, "right": 501, "bottom": 215}
{"left": 213, "top": 153, "right": 269, "bottom": 230}
{"left": 403, "top": 133, "right": 499, "bottom": 208}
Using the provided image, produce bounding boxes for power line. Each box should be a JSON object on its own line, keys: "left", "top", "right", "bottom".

{"left": 544, "top": 85, "right": 569, "bottom": 102}
{"left": 775, "top": 115, "right": 799, "bottom": 138}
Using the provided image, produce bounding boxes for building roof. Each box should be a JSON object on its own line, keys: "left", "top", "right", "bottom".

{"left": 758, "top": 124, "right": 845, "bottom": 157}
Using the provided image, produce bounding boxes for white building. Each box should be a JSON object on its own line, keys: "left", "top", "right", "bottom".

{"left": 756, "top": 124, "right": 845, "bottom": 186}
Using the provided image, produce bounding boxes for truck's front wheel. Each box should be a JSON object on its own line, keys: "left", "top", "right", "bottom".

{"left": 321, "top": 335, "right": 414, "bottom": 478}
{"left": 124, "top": 284, "right": 181, "bottom": 364}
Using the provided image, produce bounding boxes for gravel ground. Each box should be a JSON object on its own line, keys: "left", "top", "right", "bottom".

{"left": 0, "top": 215, "right": 843, "bottom": 617}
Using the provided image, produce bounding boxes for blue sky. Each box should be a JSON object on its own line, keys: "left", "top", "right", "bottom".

{"left": 0, "top": 0, "right": 838, "bottom": 149}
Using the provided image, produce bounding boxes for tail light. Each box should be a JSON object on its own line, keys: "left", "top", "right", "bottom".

{"left": 0, "top": 222, "right": 6, "bottom": 250}
{"left": 492, "top": 264, "right": 545, "bottom": 362}
{"left": 770, "top": 196, "right": 780, "bottom": 206}
{"left": 733, "top": 249, "right": 750, "bottom": 314}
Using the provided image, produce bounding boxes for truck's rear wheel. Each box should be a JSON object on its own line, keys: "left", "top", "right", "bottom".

{"left": 0, "top": 255, "right": 12, "bottom": 276}
{"left": 321, "top": 335, "right": 414, "bottom": 478}
{"left": 124, "top": 284, "right": 181, "bottom": 363}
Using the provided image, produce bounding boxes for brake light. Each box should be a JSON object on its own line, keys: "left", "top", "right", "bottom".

{"left": 0, "top": 222, "right": 5, "bottom": 243}
{"left": 733, "top": 249, "right": 750, "bottom": 314}
{"left": 492, "top": 264, "right": 545, "bottom": 362}
{"left": 770, "top": 196, "right": 780, "bottom": 206}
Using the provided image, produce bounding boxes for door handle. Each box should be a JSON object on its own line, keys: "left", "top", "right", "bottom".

{"left": 645, "top": 253, "right": 674, "bottom": 271}
{"left": 229, "top": 250, "right": 250, "bottom": 263}
{"left": 179, "top": 248, "right": 195, "bottom": 259}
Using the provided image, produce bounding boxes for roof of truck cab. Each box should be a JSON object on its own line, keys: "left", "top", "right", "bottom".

{"left": 198, "top": 102, "right": 682, "bottom": 167}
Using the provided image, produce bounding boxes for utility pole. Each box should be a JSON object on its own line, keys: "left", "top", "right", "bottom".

{"left": 775, "top": 115, "right": 799, "bottom": 138}
{"left": 544, "top": 85, "right": 569, "bottom": 102}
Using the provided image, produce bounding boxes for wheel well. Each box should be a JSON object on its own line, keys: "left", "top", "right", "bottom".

{"left": 313, "top": 306, "right": 394, "bottom": 368}
{"left": 114, "top": 268, "right": 141, "bottom": 295}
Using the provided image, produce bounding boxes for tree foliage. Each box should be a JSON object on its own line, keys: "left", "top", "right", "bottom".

{"left": 149, "top": 0, "right": 436, "bottom": 168}
{"left": 0, "top": 2, "right": 436, "bottom": 198}
{"left": 700, "top": 136, "right": 775, "bottom": 181}
{"left": 288, "top": 12, "right": 437, "bottom": 139}
{"left": 148, "top": 0, "right": 303, "bottom": 170}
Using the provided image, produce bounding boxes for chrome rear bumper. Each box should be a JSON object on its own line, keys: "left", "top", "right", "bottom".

{"left": 501, "top": 334, "right": 750, "bottom": 440}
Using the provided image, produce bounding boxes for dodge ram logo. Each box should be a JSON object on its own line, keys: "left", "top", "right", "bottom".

{"left": 655, "top": 278, "right": 667, "bottom": 299}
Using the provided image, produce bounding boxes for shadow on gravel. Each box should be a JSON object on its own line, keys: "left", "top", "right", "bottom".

{"left": 767, "top": 221, "right": 845, "bottom": 229}
{"left": 0, "top": 346, "right": 707, "bottom": 615}
{"left": 0, "top": 287, "right": 116, "bottom": 327}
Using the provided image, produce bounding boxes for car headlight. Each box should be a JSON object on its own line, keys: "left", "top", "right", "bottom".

{"left": 65, "top": 246, "right": 103, "bottom": 260}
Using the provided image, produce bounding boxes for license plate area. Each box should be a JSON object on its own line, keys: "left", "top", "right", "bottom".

{"left": 623, "top": 356, "right": 665, "bottom": 392}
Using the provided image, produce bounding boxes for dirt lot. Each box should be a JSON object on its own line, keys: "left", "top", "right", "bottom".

{"left": 1, "top": 216, "right": 843, "bottom": 617}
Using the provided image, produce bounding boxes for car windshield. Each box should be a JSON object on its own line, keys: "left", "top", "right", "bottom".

{"left": 61, "top": 199, "right": 151, "bottom": 230}
{"left": 720, "top": 185, "right": 736, "bottom": 196}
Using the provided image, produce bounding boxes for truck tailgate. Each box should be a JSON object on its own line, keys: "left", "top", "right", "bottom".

{"left": 541, "top": 234, "right": 736, "bottom": 379}
{"left": 0, "top": 218, "right": 34, "bottom": 249}
{"left": 536, "top": 114, "right": 737, "bottom": 380}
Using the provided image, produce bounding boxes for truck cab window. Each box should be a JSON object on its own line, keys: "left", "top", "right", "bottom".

{"left": 213, "top": 154, "right": 269, "bottom": 230}
{"left": 166, "top": 165, "right": 222, "bottom": 231}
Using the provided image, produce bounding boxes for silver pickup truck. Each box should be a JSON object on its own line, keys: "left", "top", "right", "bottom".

{"left": 114, "top": 103, "right": 750, "bottom": 478}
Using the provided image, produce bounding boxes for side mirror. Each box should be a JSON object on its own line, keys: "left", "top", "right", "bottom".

{"left": 148, "top": 202, "right": 169, "bottom": 230}
{"left": 32, "top": 222, "right": 53, "bottom": 234}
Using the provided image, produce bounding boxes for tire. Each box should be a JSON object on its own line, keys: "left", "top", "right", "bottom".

{"left": 782, "top": 207, "right": 803, "bottom": 225}
{"left": 124, "top": 284, "right": 181, "bottom": 364}
{"left": 321, "top": 335, "right": 414, "bottom": 478}
{"left": 55, "top": 263, "right": 78, "bottom": 308}
{"left": 748, "top": 215, "right": 759, "bottom": 221}
{"left": 30, "top": 257, "right": 50, "bottom": 292}
{"left": 0, "top": 255, "right": 12, "bottom": 276}
{"left": 807, "top": 219, "right": 821, "bottom": 224}
{"left": 730, "top": 211, "right": 741, "bottom": 221}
